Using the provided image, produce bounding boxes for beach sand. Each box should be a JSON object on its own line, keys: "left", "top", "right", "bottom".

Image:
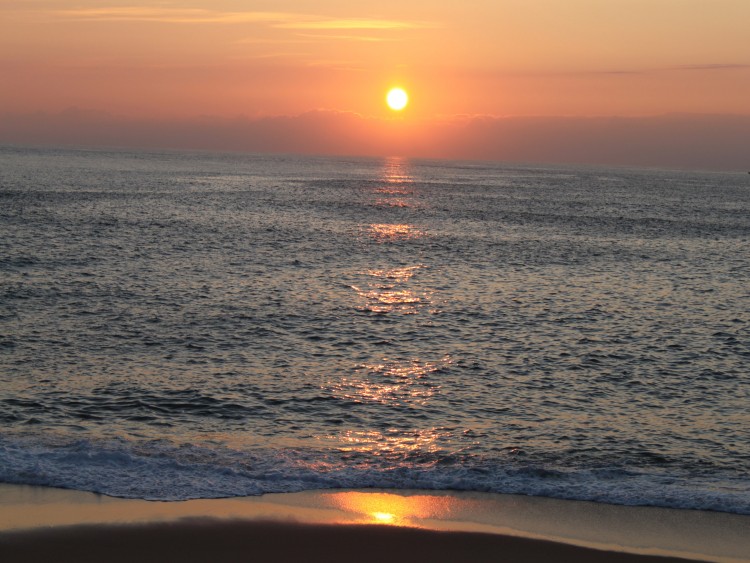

{"left": 1, "top": 484, "right": 748, "bottom": 563}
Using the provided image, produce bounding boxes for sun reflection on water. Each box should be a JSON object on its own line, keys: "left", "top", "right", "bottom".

{"left": 334, "top": 427, "right": 451, "bottom": 458}
{"left": 367, "top": 223, "right": 424, "bottom": 242}
{"left": 320, "top": 155, "right": 455, "bottom": 484}
{"left": 328, "top": 356, "right": 451, "bottom": 408}
{"left": 364, "top": 157, "right": 424, "bottom": 239}
{"left": 350, "top": 285, "right": 428, "bottom": 315}
{"left": 366, "top": 265, "right": 424, "bottom": 282}
{"left": 374, "top": 186, "right": 413, "bottom": 195}
{"left": 381, "top": 156, "right": 412, "bottom": 184}
{"left": 350, "top": 265, "right": 432, "bottom": 314}
{"left": 374, "top": 197, "right": 413, "bottom": 208}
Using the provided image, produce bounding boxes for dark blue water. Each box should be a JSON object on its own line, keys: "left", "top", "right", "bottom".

{"left": 1, "top": 146, "right": 748, "bottom": 512}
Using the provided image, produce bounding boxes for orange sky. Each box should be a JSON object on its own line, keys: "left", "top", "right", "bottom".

{"left": 1, "top": 1, "right": 749, "bottom": 167}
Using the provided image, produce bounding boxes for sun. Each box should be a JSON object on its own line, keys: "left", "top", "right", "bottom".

{"left": 386, "top": 88, "right": 408, "bottom": 111}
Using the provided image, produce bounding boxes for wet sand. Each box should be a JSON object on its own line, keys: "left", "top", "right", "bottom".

{"left": 1, "top": 485, "right": 748, "bottom": 563}
{"left": 0, "top": 519, "right": 702, "bottom": 563}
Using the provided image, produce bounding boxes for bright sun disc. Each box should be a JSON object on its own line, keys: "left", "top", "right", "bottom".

{"left": 386, "top": 88, "right": 408, "bottom": 111}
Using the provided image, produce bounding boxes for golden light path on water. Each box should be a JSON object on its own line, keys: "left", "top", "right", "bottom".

{"left": 367, "top": 223, "right": 425, "bottom": 242}
{"left": 333, "top": 427, "right": 452, "bottom": 458}
{"left": 321, "top": 156, "right": 454, "bottom": 461}
{"left": 327, "top": 357, "right": 451, "bottom": 408}
{"left": 374, "top": 184, "right": 414, "bottom": 208}
{"left": 351, "top": 287, "right": 422, "bottom": 313}
{"left": 367, "top": 265, "right": 423, "bottom": 283}
{"left": 374, "top": 197, "right": 413, "bottom": 208}
{"left": 380, "top": 156, "right": 412, "bottom": 183}
{"left": 361, "top": 164, "right": 427, "bottom": 314}
{"left": 351, "top": 265, "right": 432, "bottom": 315}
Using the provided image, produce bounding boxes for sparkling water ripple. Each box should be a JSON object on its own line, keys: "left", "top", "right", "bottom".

{"left": 1, "top": 146, "right": 748, "bottom": 512}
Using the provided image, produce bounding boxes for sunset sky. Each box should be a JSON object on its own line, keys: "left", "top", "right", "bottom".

{"left": 2, "top": 1, "right": 750, "bottom": 168}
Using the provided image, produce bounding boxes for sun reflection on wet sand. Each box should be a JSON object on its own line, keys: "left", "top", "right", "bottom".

{"left": 372, "top": 511, "right": 396, "bottom": 523}
{"left": 321, "top": 491, "right": 459, "bottom": 527}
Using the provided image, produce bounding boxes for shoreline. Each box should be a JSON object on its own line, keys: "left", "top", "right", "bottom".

{"left": 1, "top": 485, "right": 749, "bottom": 562}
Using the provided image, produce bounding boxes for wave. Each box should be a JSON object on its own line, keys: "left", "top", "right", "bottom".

{"left": 1, "top": 434, "right": 747, "bottom": 515}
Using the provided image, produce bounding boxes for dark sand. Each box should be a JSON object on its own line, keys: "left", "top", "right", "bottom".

{"left": 0, "top": 519, "right": 700, "bottom": 563}
{"left": 2, "top": 485, "right": 748, "bottom": 563}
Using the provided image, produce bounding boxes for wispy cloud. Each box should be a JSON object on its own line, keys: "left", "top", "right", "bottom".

{"left": 235, "top": 37, "right": 314, "bottom": 46}
{"left": 602, "top": 63, "right": 750, "bottom": 75}
{"left": 235, "top": 33, "right": 396, "bottom": 46}
{"left": 295, "top": 33, "right": 398, "bottom": 43}
{"left": 274, "top": 19, "right": 431, "bottom": 30}
{"left": 673, "top": 63, "right": 750, "bottom": 71}
{"left": 243, "top": 52, "right": 311, "bottom": 60}
{"left": 305, "top": 60, "right": 365, "bottom": 72}
{"left": 54, "top": 7, "right": 433, "bottom": 31}
{"left": 56, "top": 7, "right": 295, "bottom": 24}
{"left": 522, "top": 63, "right": 750, "bottom": 77}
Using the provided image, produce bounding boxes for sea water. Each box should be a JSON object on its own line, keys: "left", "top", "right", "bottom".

{"left": 1, "top": 146, "right": 748, "bottom": 513}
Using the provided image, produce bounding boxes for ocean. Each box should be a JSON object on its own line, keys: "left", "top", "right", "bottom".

{"left": 1, "top": 146, "right": 748, "bottom": 514}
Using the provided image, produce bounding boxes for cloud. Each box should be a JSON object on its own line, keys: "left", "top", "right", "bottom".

{"left": 428, "top": 114, "right": 750, "bottom": 171}
{"left": 235, "top": 37, "right": 313, "bottom": 45}
{"left": 235, "top": 34, "right": 396, "bottom": 46}
{"left": 55, "top": 7, "right": 296, "bottom": 24}
{"left": 274, "top": 19, "right": 431, "bottom": 30}
{"left": 2, "top": 110, "right": 749, "bottom": 171}
{"left": 569, "top": 63, "right": 750, "bottom": 76}
{"left": 54, "top": 7, "right": 433, "bottom": 31}
{"left": 295, "top": 33, "right": 398, "bottom": 43}
{"left": 673, "top": 63, "right": 750, "bottom": 71}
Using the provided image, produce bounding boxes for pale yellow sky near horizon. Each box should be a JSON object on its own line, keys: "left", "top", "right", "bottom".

{"left": 2, "top": 0, "right": 750, "bottom": 120}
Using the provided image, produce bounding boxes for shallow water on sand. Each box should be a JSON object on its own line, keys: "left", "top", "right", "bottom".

{"left": 1, "top": 146, "right": 748, "bottom": 511}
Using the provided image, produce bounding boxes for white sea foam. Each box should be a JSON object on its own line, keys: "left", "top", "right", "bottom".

{"left": 1, "top": 435, "right": 748, "bottom": 514}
